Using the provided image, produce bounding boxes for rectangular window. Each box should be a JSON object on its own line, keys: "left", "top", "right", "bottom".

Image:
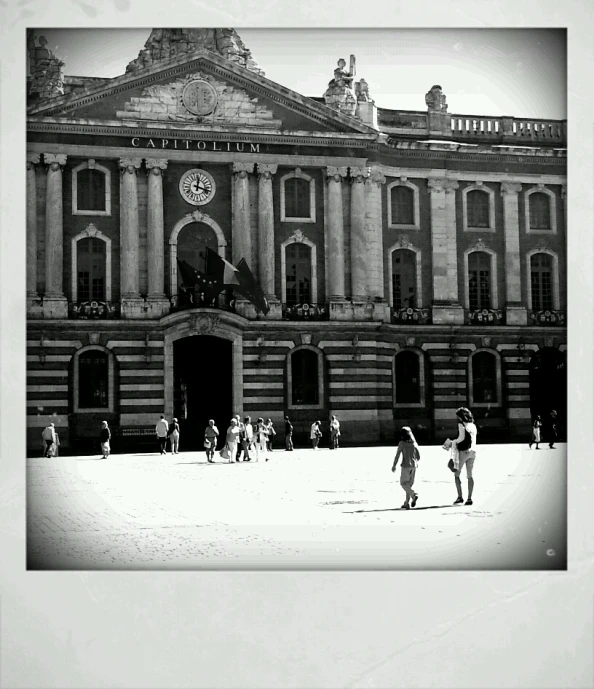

{"left": 467, "top": 190, "right": 490, "bottom": 228}
{"left": 77, "top": 237, "right": 106, "bottom": 302}
{"left": 285, "top": 177, "right": 310, "bottom": 219}
{"left": 391, "top": 186, "right": 414, "bottom": 225}
{"left": 285, "top": 243, "right": 312, "bottom": 306}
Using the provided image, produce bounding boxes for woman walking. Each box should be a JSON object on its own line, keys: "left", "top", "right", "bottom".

{"left": 266, "top": 419, "right": 276, "bottom": 453}
{"left": 99, "top": 420, "right": 111, "bottom": 459}
{"left": 243, "top": 416, "right": 255, "bottom": 461}
{"left": 529, "top": 415, "right": 542, "bottom": 449}
{"left": 329, "top": 415, "right": 341, "bottom": 449}
{"left": 310, "top": 420, "right": 322, "bottom": 450}
{"left": 169, "top": 417, "right": 181, "bottom": 454}
{"left": 391, "top": 426, "right": 421, "bottom": 509}
{"left": 256, "top": 417, "right": 268, "bottom": 460}
{"left": 225, "top": 418, "right": 241, "bottom": 463}
{"left": 204, "top": 419, "right": 219, "bottom": 462}
{"left": 449, "top": 407, "right": 478, "bottom": 506}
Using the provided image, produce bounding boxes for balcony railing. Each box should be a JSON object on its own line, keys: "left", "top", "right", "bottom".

{"left": 530, "top": 310, "right": 566, "bottom": 326}
{"left": 170, "top": 291, "right": 237, "bottom": 314}
{"left": 391, "top": 307, "right": 431, "bottom": 325}
{"left": 69, "top": 300, "right": 120, "bottom": 319}
{"left": 465, "top": 308, "right": 504, "bottom": 325}
{"left": 282, "top": 303, "right": 328, "bottom": 321}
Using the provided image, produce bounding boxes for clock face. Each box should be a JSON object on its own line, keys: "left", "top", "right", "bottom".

{"left": 179, "top": 169, "right": 216, "bottom": 206}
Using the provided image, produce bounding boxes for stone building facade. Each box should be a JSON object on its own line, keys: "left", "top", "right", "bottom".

{"left": 26, "top": 29, "right": 567, "bottom": 452}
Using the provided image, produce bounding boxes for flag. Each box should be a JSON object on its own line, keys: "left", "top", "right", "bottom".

{"left": 235, "top": 258, "right": 270, "bottom": 315}
{"left": 176, "top": 259, "right": 224, "bottom": 302}
{"left": 205, "top": 247, "right": 241, "bottom": 287}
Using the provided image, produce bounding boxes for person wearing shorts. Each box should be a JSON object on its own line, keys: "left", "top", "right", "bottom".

{"left": 450, "top": 407, "right": 478, "bottom": 506}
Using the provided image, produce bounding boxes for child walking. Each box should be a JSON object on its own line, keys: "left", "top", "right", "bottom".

{"left": 392, "top": 426, "right": 421, "bottom": 509}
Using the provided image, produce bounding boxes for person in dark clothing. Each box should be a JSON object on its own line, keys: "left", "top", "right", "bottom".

{"left": 284, "top": 416, "right": 294, "bottom": 451}
{"left": 99, "top": 421, "right": 111, "bottom": 459}
{"left": 547, "top": 410, "right": 558, "bottom": 449}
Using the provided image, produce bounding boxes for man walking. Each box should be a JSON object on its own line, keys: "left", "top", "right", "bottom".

{"left": 156, "top": 415, "right": 169, "bottom": 454}
{"left": 41, "top": 422, "right": 56, "bottom": 457}
{"left": 284, "top": 415, "right": 294, "bottom": 451}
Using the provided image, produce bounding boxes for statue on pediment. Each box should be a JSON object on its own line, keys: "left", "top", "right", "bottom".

{"left": 355, "top": 78, "right": 371, "bottom": 102}
{"left": 323, "top": 55, "right": 357, "bottom": 116}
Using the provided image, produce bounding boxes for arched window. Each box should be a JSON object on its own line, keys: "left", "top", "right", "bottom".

{"left": 280, "top": 170, "right": 316, "bottom": 223}
{"left": 470, "top": 351, "right": 498, "bottom": 404}
{"left": 285, "top": 242, "right": 312, "bottom": 306}
{"left": 71, "top": 160, "right": 111, "bottom": 216}
{"left": 529, "top": 192, "right": 551, "bottom": 230}
{"left": 466, "top": 189, "right": 490, "bottom": 228}
{"left": 390, "top": 186, "right": 414, "bottom": 225}
{"left": 285, "top": 177, "right": 310, "bottom": 219}
{"left": 176, "top": 222, "right": 218, "bottom": 289}
{"left": 78, "top": 350, "right": 109, "bottom": 409}
{"left": 392, "top": 249, "right": 417, "bottom": 309}
{"left": 468, "top": 251, "right": 492, "bottom": 310}
{"left": 394, "top": 350, "right": 421, "bottom": 405}
{"left": 287, "top": 347, "right": 323, "bottom": 408}
{"left": 77, "top": 237, "right": 106, "bottom": 302}
{"left": 530, "top": 253, "right": 553, "bottom": 311}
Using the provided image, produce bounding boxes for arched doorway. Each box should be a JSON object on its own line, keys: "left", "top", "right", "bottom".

{"left": 529, "top": 347, "right": 566, "bottom": 438}
{"left": 173, "top": 335, "right": 233, "bottom": 450}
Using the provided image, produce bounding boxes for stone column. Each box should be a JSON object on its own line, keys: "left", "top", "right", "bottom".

{"left": 232, "top": 162, "right": 255, "bottom": 318}
{"left": 428, "top": 177, "right": 463, "bottom": 324}
{"left": 43, "top": 153, "right": 68, "bottom": 317}
{"left": 145, "top": 158, "right": 169, "bottom": 318}
{"left": 350, "top": 166, "right": 368, "bottom": 301}
{"left": 27, "top": 154, "right": 40, "bottom": 300}
{"left": 326, "top": 167, "right": 348, "bottom": 312}
{"left": 257, "top": 163, "right": 281, "bottom": 319}
{"left": 501, "top": 182, "right": 526, "bottom": 325}
{"left": 119, "top": 157, "right": 143, "bottom": 317}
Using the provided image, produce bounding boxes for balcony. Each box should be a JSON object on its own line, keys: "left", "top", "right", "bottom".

{"left": 391, "top": 307, "right": 431, "bottom": 325}
{"left": 530, "top": 310, "right": 566, "bottom": 326}
{"left": 170, "top": 291, "right": 237, "bottom": 315}
{"left": 282, "top": 303, "right": 328, "bottom": 321}
{"left": 465, "top": 308, "right": 504, "bottom": 326}
{"left": 69, "top": 300, "right": 120, "bottom": 319}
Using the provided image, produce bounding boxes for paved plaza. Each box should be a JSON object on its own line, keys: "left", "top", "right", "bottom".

{"left": 27, "top": 443, "right": 566, "bottom": 570}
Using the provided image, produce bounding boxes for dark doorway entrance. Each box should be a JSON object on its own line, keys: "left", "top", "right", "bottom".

{"left": 529, "top": 347, "right": 566, "bottom": 439}
{"left": 173, "top": 335, "right": 233, "bottom": 450}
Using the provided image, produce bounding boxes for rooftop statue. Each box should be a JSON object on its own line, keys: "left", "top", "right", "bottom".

{"left": 355, "top": 78, "right": 371, "bottom": 102}
{"left": 425, "top": 84, "right": 448, "bottom": 112}
{"left": 323, "top": 56, "right": 357, "bottom": 116}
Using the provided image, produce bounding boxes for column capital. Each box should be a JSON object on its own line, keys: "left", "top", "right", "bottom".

{"left": 145, "top": 158, "right": 168, "bottom": 174}
{"left": 257, "top": 163, "right": 278, "bottom": 179}
{"left": 119, "top": 157, "right": 142, "bottom": 174}
{"left": 350, "top": 166, "right": 369, "bottom": 183}
{"left": 326, "top": 166, "right": 349, "bottom": 183}
{"left": 27, "top": 153, "right": 41, "bottom": 169}
{"left": 233, "top": 162, "right": 255, "bottom": 178}
{"left": 501, "top": 181, "right": 522, "bottom": 196}
{"left": 428, "top": 178, "right": 447, "bottom": 193}
{"left": 444, "top": 179, "right": 459, "bottom": 194}
{"left": 44, "top": 153, "right": 67, "bottom": 170}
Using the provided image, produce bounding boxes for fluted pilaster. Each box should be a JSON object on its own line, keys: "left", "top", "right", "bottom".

{"left": 232, "top": 162, "right": 254, "bottom": 267}
{"left": 501, "top": 181, "right": 525, "bottom": 324}
{"left": 364, "top": 168, "right": 386, "bottom": 303}
{"left": 119, "top": 157, "right": 142, "bottom": 299}
{"left": 257, "top": 163, "right": 278, "bottom": 300}
{"left": 43, "top": 153, "right": 67, "bottom": 299}
{"left": 350, "top": 166, "right": 368, "bottom": 300}
{"left": 326, "top": 166, "right": 348, "bottom": 300}
{"left": 27, "top": 154, "right": 40, "bottom": 298}
{"left": 145, "top": 158, "right": 168, "bottom": 299}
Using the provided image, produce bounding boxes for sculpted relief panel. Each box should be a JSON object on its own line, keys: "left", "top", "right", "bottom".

{"left": 116, "top": 71, "right": 283, "bottom": 128}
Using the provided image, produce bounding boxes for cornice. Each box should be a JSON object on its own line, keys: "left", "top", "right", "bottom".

{"left": 27, "top": 49, "right": 376, "bottom": 136}
{"left": 26, "top": 120, "right": 378, "bottom": 149}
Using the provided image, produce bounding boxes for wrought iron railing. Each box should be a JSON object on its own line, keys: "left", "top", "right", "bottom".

{"left": 69, "top": 300, "right": 120, "bottom": 319}
{"left": 530, "top": 309, "right": 566, "bottom": 326}
{"left": 282, "top": 303, "right": 328, "bottom": 321}
{"left": 465, "top": 308, "right": 504, "bottom": 325}
{"left": 391, "top": 307, "right": 431, "bottom": 325}
{"left": 169, "top": 291, "right": 237, "bottom": 314}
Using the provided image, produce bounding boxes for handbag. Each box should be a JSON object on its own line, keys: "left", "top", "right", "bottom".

{"left": 219, "top": 444, "right": 230, "bottom": 460}
{"left": 447, "top": 457, "right": 456, "bottom": 472}
{"left": 204, "top": 439, "right": 211, "bottom": 449}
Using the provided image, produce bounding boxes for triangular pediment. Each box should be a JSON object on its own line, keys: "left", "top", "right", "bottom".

{"left": 27, "top": 49, "right": 376, "bottom": 136}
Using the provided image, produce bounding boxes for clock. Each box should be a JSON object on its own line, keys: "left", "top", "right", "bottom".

{"left": 179, "top": 169, "right": 216, "bottom": 206}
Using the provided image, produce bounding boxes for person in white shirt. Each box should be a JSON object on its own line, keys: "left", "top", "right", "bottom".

{"left": 449, "top": 407, "right": 478, "bottom": 506}
{"left": 155, "top": 415, "right": 169, "bottom": 454}
{"left": 41, "top": 423, "right": 56, "bottom": 457}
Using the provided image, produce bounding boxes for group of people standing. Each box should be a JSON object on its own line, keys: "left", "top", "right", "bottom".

{"left": 392, "top": 407, "right": 478, "bottom": 509}
{"left": 155, "top": 415, "right": 181, "bottom": 454}
{"left": 309, "top": 416, "right": 341, "bottom": 450}
{"left": 219, "top": 415, "right": 276, "bottom": 463}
